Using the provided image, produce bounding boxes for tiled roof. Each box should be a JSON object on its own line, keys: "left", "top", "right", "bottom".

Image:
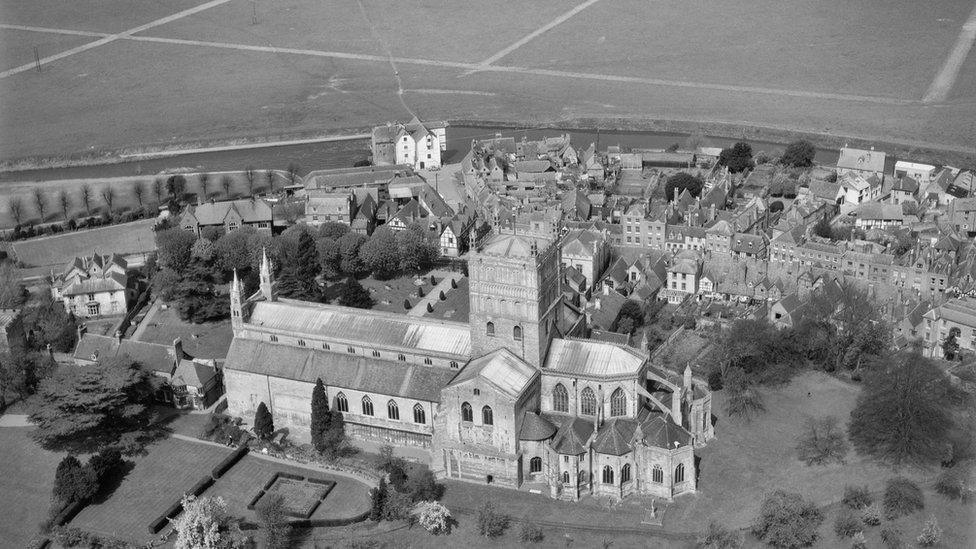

{"left": 304, "top": 165, "right": 412, "bottom": 190}
{"left": 592, "top": 418, "right": 637, "bottom": 456}
{"left": 173, "top": 359, "right": 218, "bottom": 388}
{"left": 544, "top": 339, "right": 645, "bottom": 378}
{"left": 638, "top": 415, "right": 692, "bottom": 449}
{"left": 186, "top": 198, "right": 273, "bottom": 226}
{"left": 545, "top": 414, "right": 594, "bottom": 455}
{"left": 248, "top": 300, "right": 471, "bottom": 357}
{"left": 519, "top": 411, "right": 557, "bottom": 441}
{"left": 63, "top": 272, "right": 127, "bottom": 296}
{"left": 448, "top": 348, "right": 536, "bottom": 399}
{"left": 837, "top": 147, "right": 886, "bottom": 173}
{"left": 73, "top": 334, "right": 177, "bottom": 374}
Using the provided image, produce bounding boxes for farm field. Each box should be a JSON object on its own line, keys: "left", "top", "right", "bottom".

{"left": 1, "top": 0, "right": 975, "bottom": 162}
{"left": 10, "top": 218, "right": 156, "bottom": 267}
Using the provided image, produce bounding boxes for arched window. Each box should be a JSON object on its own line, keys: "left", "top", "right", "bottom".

{"left": 580, "top": 387, "right": 597, "bottom": 416}
{"left": 602, "top": 465, "right": 614, "bottom": 485}
{"left": 652, "top": 465, "right": 663, "bottom": 484}
{"left": 529, "top": 457, "right": 542, "bottom": 473}
{"left": 413, "top": 403, "right": 426, "bottom": 424}
{"left": 461, "top": 402, "right": 473, "bottom": 422}
{"left": 552, "top": 383, "right": 568, "bottom": 412}
{"left": 513, "top": 325, "right": 523, "bottom": 341}
{"left": 578, "top": 470, "right": 587, "bottom": 485}
{"left": 335, "top": 392, "right": 348, "bottom": 413}
{"left": 361, "top": 396, "right": 374, "bottom": 416}
{"left": 621, "top": 463, "right": 631, "bottom": 483}
{"left": 674, "top": 463, "right": 685, "bottom": 483}
{"left": 486, "top": 321, "right": 495, "bottom": 337}
{"left": 562, "top": 471, "right": 569, "bottom": 483}
{"left": 610, "top": 388, "right": 627, "bottom": 417}
{"left": 387, "top": 400, "right": 399, "bottom": 420}
{"left": 482, "top": 406, "right": 493, "bottom": 425}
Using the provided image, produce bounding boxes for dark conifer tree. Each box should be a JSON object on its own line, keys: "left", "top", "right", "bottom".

{"left": 338, "top": 277, "right": 373, "bottom": 309}
{"left": 276, "top": 231, "right": 320, "bottom": 301}
{"left": 310, "top": 378, "right": 331, "bottom": 454}
{"left": 254, "top": 402, "right": 274, "bottom": 439}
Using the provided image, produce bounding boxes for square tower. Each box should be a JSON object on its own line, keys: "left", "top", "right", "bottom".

{"left": 468, "top": 233, "right": 562, "bottom": 368}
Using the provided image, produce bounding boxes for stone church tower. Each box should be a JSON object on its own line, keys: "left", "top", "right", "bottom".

{"left": 468, "top": 232, "right": 562, "bottom": 368}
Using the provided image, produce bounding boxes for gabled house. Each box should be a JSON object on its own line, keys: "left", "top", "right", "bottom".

{"left": 180, "top": 198, "right": 273, "bottom": 236}
{"left": 836, "top": 146, "right": 886, "bottom": 180}
{"left": 888, "top": 176, "right": 919, "bottom": 205}
{"left": 306, "top": 191, "right": 354, "bottom": 226}
{"left": 51, "top": 253, "right": 132, "bottom": 318}
{"left": 562, "top": 229, "right": 611, "bottom": 290}
{"left": 372, "top": 116, "right": 446, "bottom": 170}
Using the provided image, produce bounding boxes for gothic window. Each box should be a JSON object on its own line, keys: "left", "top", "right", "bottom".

{"left": 513, "top": 325, "right": 523, "bottom": 341}
{"left": 610, "top": 388, "right": 626, "bottom": 417}
{"left": 372, "top": 350, "right": 380, "bottom": 357}
{"left": 675, "top": 463, "right": 685, "bottom": 483}
{"left": 298, "top": 339, "right": 306, "bottom": 347}
{"left": 621, "top": 463, "right": 632, "bottom": 483}
{"left": 482, "top": 406, "right": 494, "bottom": 425}
{"left": 552, "top": 383, "right": 568, "bottom": 412}
{"left": 413, "top": 403, "right": 426, "bottom": 424}
{"left": 270, "top": 335, "right": 278, "bottom": 342}
{"left": 578, "top": 470, "right": 587, "bottom": 484}
{"left": 398, "top": 354, "right": 406, "bottom": 361}
{"left": 336, "top": 392, "right": 348, "bottom": 413}
{"left": 387, "top": 400, "right": 399, "bottom": 420}
{"left": 529, "top": 457, "right": 542, "bottom": 473}
{"left": 424, "top": 357, "right": 432, "bottom": 365}
{"left": 461, "top": 402, "right": 473, "bottom": 422}
{"left": 602, "top": 465, "right": 614, "bottom": 485}
{"left": 652, "top": 465, "right": 663, "bottom": 483}
{"left": 361, "top": 396, "right": 374, "bottom": 416}
{"left": 580, "top": 387, "right": 597, "bottom": 416}
{"left": 486, "top": 321, "right": 495, "bottom": 337}
{"left": 562, "top": 471, "right": 569, "bottom": 483}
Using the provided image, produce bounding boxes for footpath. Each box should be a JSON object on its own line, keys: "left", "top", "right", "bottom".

{"left": 407, "top": 271, "right": 464, "bottom": 316}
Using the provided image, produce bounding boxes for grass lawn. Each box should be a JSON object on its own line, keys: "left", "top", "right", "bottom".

{"left": 664, "top": 371, "right": 937, "bottom": 533}
{"left": 344, "top": 273, "right": 432, "bottom": 314}
{"left": 10, "top": 219, "right": 156, "bottom": 267}
{"left": 0, "top": 427, "right": 65, "bottom": 548}
{"left": 0, "top": 28, "right": 92, "bottom": 72}
{"left": 133, "top": 303, "right": 234, "bottom": 359}
{"left": 423, "top": 276, "right": 469, "bottom": 322}
{"left": 0, "top": 0, "right": 205, "bottom": 34}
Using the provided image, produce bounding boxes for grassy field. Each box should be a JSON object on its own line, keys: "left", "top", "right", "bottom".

{"left": 133, "top": 303, "right": 234, "bottom": 359}
{"left": 351, "top": 273, "right": 431, "bottom": 314}
{"left": 1, "top": 0, "right": 975, "bottom": 163}
{"left": 0, "top": 28, "right": 91, "bottom": 72}
{"left": 0, "top": 427, "right": 65, "bottom": 548}
{"left": 10, "top": 218, "right": 156, "bottom": 267}
{"left": 423, "top": 276, "right": 469, "bottom": 322}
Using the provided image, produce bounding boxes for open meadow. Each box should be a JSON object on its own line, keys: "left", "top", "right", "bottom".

{"left": 1, "top": 0, "right": 975, "bottom": 162}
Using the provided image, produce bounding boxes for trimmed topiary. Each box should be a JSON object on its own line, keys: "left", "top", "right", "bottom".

{"left": 403, "top": 298, "right": 411, "bottom": 310}
{"left": 426, "top": 303, "right": 433, "bottom": 313}
{"left": 519, "top": 521, "right": 544, "bottom": 544}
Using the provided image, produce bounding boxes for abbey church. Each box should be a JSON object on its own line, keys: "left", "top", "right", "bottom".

{"left": 224, "top": 230, "right": 714, "bottom": 501}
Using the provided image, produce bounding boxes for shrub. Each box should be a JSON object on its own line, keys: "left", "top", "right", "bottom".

{"left": 369, "top": 478, "right": 387, "bottom": 522}
{"left": 254, "top": 402, "right": 274, "bottom": 439}
{"left": 850, "top": 531, "right": 867, "bottom": 549}
{"left": 696, "top": 521, "right": 743, "bottom": 548}
{"left": 411, "top": 501, "right": 451, "bottom": 534}
{"left": 833, "top": 509, "right": 861, "bottom": 539}
{"left": 796, "top": 416, "right": 849, "bottom": 465}
{"left": 88, "top": 447, "right": 125, "bottom": 487}
{"left": 402, "top": 467, "right": 443, "bottom": 502}
{"left": 860, "top": 503, "right": 881, "bottom": 526}
{"left": 519, "top": 521, "right": 544, "bottom": 544}
{"left": 752, "top": 490, "right": 823, "bottom": 548}
{"left": 381, "top": 488, "right": 412, "bottom": 521}
{"left": 935, "top": 467, "right": 974, "bottom": 502}
{"left": 842, "top": 485, "right": 873, "bottom": 510}
{"left": 880, "top": 526, "right": 903, "bottom": 548}
{"left": 426, "top": 303, "right": 433, "bottom": 313}
{"left": 417, "top": 287, "right": 424, "bottom": 298}
{"left": 438, "top": 290, "right": 445, "bottom": 301}
{"left": 916, "top": 515, "right": 943, "bottom": 546}
{"left": 256, "top": 493, "right": 290, "bottom": 549}
{"left": 883, "top": 477, "right": 924, "bottom": 519}
{"left": 476, "top": 499, "right": 509, "bottom": 538}
{"left": 53, "top": 455, "right": 98, "bottom": 504}
{"left": 706, "top": 367, "right": 723, "bottom": 391}
{"left": 451, "top": 278, "right": 457, "bottom": 289}
{"left": 430, "top": 274, "right": 436, "bottom": 285}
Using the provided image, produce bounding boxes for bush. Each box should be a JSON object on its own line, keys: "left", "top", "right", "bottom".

{"left": 796, "top": 416, "right": 849, "bottom": 465}
{"left": 53, "top": 455, "right": 98, "bottom": 504}
{"left": 402, "top": 467, "right": 443, "bottom": 502}
{"left": 88, "top": 447, "right": 125, "bottom": 488}
{"left": 369, "top": 478, "right": 387, "bottom": 522}
{"left": 842, "top": 485, "right": 873, "bottom": 510}
{"left": 411, "top": 501, "right": 451, "bottom": 534}
{"left": 850, "top": 531, "right": 867, "bottom": 549}
{"left": 696, "top": 521, "right": 743, "bottom": 548}
{"left": 476, "top": 499, "right": 509, "bottom": 538}
{"left": 860, "top": 503, "right": 881, "bottom": 526}
{"left": 438, "top": 290, "right": 446, "bottom": 301}
{"left": 403, "top": 298, "right": 411, "bottom": 310}
{"left": 426, "top": 303, "right": 433, "bottom": 313}
{"left": 519, "top": 521, "right": 544, "bottom": 543}
{"left": 381, "top": 488, "right": 412, "bottom": 521}
{"left": 883, "top": 477, "right": 924, "bottom": 519}
{"left": 916, "top": 515, "right": 943, "bottom": 546}
{"left": 706, "top": 367, "right": 723, "bottom": 391}
{"left": 935, "top": 467, "right": 974, "bottom": 502}
{"left": 752, "top": 490, "right": 823, "bottom": 548}
{"left": 833, "top": 509, "right": 862, "bottom": 539}
{"left": 880, "top": 526, "right": 903, "bottom": 548}
{"left": 254, "top": 402, "right": 274, "bottom": 439}
{"left": 53, "top": 527, "right": 130, "bottom": 548}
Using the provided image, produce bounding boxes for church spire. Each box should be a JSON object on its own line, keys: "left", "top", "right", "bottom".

{"left": 230, "top": 269, "right": 244, "bottom": 329}
{"left": 260, "top": 248, "right": 274, "bottom": 300}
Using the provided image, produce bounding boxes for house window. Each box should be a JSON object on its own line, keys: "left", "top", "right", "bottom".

{"left": 270, "top": 335, "right": 278, "bottom": 342}
{"left": 322, "top": 342, "right": 330, "bottom": 350}
{"left": 347, "top": 346, "right": 355, "bottom": 354}
{"left": 473, "top": 388, "right": 480, "bottom": 396}
{"left": 513, "top": 325, "right": 522, "bottom": 341}
{"left": 398, "top": 354, "right": 406, "bottom": 361}
{"left": 450, "top": 361, "right": 459, "bottom": 369}
{"left": 652, "top": 465, "right": 663, "bottom": 483}
{"left": 610, "top": 388, "right": 626, "bottom": 417}
{"left": 424, "top": 357, "right": 432, "bottom": 365}
{"left": 87, "top": 293, "right": 96, "bottom": 301}
{"left": 580, "top": 387, "right": 596, "bottom": 415}
{"left": 387, "top": 400, "right": 399, "bottom": 420}
{"left": 87, "top": 303, "right": 100, "bottom": 316}
{"left": 336, "top": 392, "right": 348, "bottom": 412}
{"left": 674, "top": 463, "right": 685, "bottom": 483}
{"left": 482, "top": 406, "right": 493, "bottom": 425}
{"left": 529, "top": 457, "right": 542, "bottom": 473}
{"left": 486, "top": 322, "right": 495, "bottom": 337}
{"left": 461, "top": 402, "right": 473, "bottom": 422}
{"left": 413, "top": 403, "right": 426, "bottom": 424}
{"left": 552, "top": 383, "right": 568, "bottom": 412}
{"left": 602, "top": 465, "right": 614, "bottom": 485}
{"left": 361, "top": 396, "right": 374, "bottom": 416}
{"left": 562, "top": 471, "right": 569, "bottom": 483}
{"left": 621, "top": 463, "right": 631, "bottom": 483}
{"left": 372, "top": 350, "right": 380, "bottom": 357}
{"left": 298, "top": 339, "right": 306, "bottom": 347}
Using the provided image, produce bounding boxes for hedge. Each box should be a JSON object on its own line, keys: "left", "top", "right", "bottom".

{"left": 52, "top": 501, "right": 87, "bottom": 527}
{"left": 147, "top": 514, "right": 169, "bottom": 535}
{"left": 211, "top": 446, "right": 249, "bottom": 479}
{"left": 246, "top": 490, "right": 265, "bottom": 511}
{"left": 189, "top": 475, "right": 214, "bottom": 497}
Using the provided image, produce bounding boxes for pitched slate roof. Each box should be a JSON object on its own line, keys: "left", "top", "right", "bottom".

{"left": 545, "top": 414, "right": 595, "bottom": 455}
{"left": 73, "top": 334, "right": 177, "bottom": 375}
{"left": 479, "top": 233, "right": 548, "bottom": 258}
{"left": 62, "top": 272, "right": 127, "bottom": 296}
{"left": 224, "top": 338, "right": 456, "bottom": 402}
{"left": 592, "top": 418, "right": 638, "bottom": 456}
{"left": 544, "top": 339, "right": 645, "bottom": 378}
{"left": 185, "top": 198, "right": 273, "bottom": 226}
{"left": 519, "top": 411, "right": 557, "bottom": 441}
{"left": 173, "top": 359, "right": 218, "bottom": 388}
{"left": 837, "top": 147, "right": 886, "bottom": 173}
{"left": 638, "top": 415, "right": 692, "bottom": 449}
{"left": 448, "top": 348, "right": 536, "bottom": 399}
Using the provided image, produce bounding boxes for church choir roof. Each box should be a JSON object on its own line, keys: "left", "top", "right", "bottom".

{"left": 448, "top": 348, "right": 537, "bottom": 399}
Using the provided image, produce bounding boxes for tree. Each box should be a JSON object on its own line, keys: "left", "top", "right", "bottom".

{"left": 369, "top": 478, "right": 387, "bottom": 521}
{"left": 87, "top": 446, "right": 126, "bottom": 488}
{"left": 718, "top": 142, "right": 754, "bottom": 173}
{"left": 191, "top": 238, "right": 216, "bottom": 262}
{"left": 155, "top": 228, "right": 197, "bottom": 273}
{"left": 723, "top": 367, "right": 765, "bottom": 419}
{"left": 338, "top": 277, "right": 373, "bottom": 309}
{"left": 318, "top": 221, "right": 350, "bottom": 240}
{"left": 664, "top": 172, "right": 704, "bottom": 201}
{"left": 80, "top": 183, "right": 93, "bottom": 215}
{"left": 198, "top": 173, "right": 210, "bottom": 200}
{"left": 58, "top": 190, "right": 72, "bottom": 220}
{"left": 751, "top": 490, "right": 823, "bottom": 548}
{"left": 316, "top": 237, "right": 341, "bottom": 279}
{"left": 476, "top": 499, "right": 509, "bottom": 538}
{"left": 397, "top": 224, "right": 438, "bottom": 273}
{"left": 172, "top": 256, "right": 229, "bottom": 323}
{"left": 33, "top": 187, "right": 47, "bottom": 221}
{"left": 244, "top": 166, "right": 256, "bottom": 197}
{"left": 254, "top": 402, "right": 274, "bottom": 439}
{"left": 338, "top": 232, "right": 367, "bottom": 275}
{"left": 769, "top": 200, "right": 784, "bottom": 213}
{"left": 286, "top": 163, "right": 301, "bottom": 186}
{"left": 310, "top": 378, "right": 331, "bottom": 454}
{"left": 30, "top": 358, "right": 152, "bottom": 452}
{"left": 795, "top": 416, "right": 849, "bottom": 465}
{"left": 696, "top": 521, "right": 743, "bottom": 549}
{"left": 265, "top": 170, "right": 275, "bottom": 193}
{"left": 411, "top": 501, "right": 451, "bottom": 534}
{"left": 883, "top": 477, "right": 924, "bottom": 519}
{"left": 614, "top": 300, "right": 644, "bottom": 333}
{"left": 172, "top": 495, "right": 247, "bottom": 549}
{"left": 133, "top": 180, "right": 147, "bottom": 209}
{"left": 8, "top": 196, "right": 24, "bottom": 225}
{"left": 165, "top": 175, "right": 187, "bottom": 202}
{"left": 220, "top": 175, "right": 233, "bottom": 198}
{"left": 781, "top": 140, "right": 816, "bottom": 168}
{"left": 942, "top": 327, "right": 960, "bottom": 360}
{"left": 53, "top": 455, "right": 97, "bottom": 504}
{"left": 256, "top": 493, "right": 289, "bottom": 549}
{"left": 152, "top": 178, "right": 164, "bottom": 205}
{"left": 848, "top": 353, "right": 953, "bottom": 464}
{"left": 275, "top": 231, "right": 320, "bottom": 301}
{"left": 916, "top": 515, "right": 942, "bottom": 547}
{"left": 20, "top": 294, "right": 78, "bottom": 352}
{"left": 100, "top": 186, "right": 116, "bottom": 213}
{"left": 0, "top": 262, "right": 28, "bottom": 308}
{"left": 359, "top": 228, "right": 401, "bottom": 279}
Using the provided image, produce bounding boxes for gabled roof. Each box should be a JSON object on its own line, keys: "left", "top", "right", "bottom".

{"left": 448, "top": 348, "right": 536, "bottom": 399}
{"left": 173, "top": 359, "right": 218, "bottom": 388}
{"left": 638, "top": 415, "right": 692, "bottom": 449}
{"left": 545, "top": 414, "right": 595, "bottom": 455}
{"left": 73, "top": 334, "right": 177, "bottom": 375}
{"left": 63, "top": 272, "right": 127, "bottom": 295}
{"left": 544, "top": 339, "right": 645, "bottom": 378}
{"left": 479, "top": 233, "right": 548, "bottom": 258}
{"left": 184, "top": 198, "right": 273, "bottom": 226}
{"left": 592, "top": 418, "right": 638, "bottom": 455}
{"left": 837, "top": 147, "right": 886, "bottom": 173}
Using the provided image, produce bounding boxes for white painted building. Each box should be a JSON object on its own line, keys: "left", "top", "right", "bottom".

{"left": 372, "top": 116, "right": 446, "bottom": 171}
